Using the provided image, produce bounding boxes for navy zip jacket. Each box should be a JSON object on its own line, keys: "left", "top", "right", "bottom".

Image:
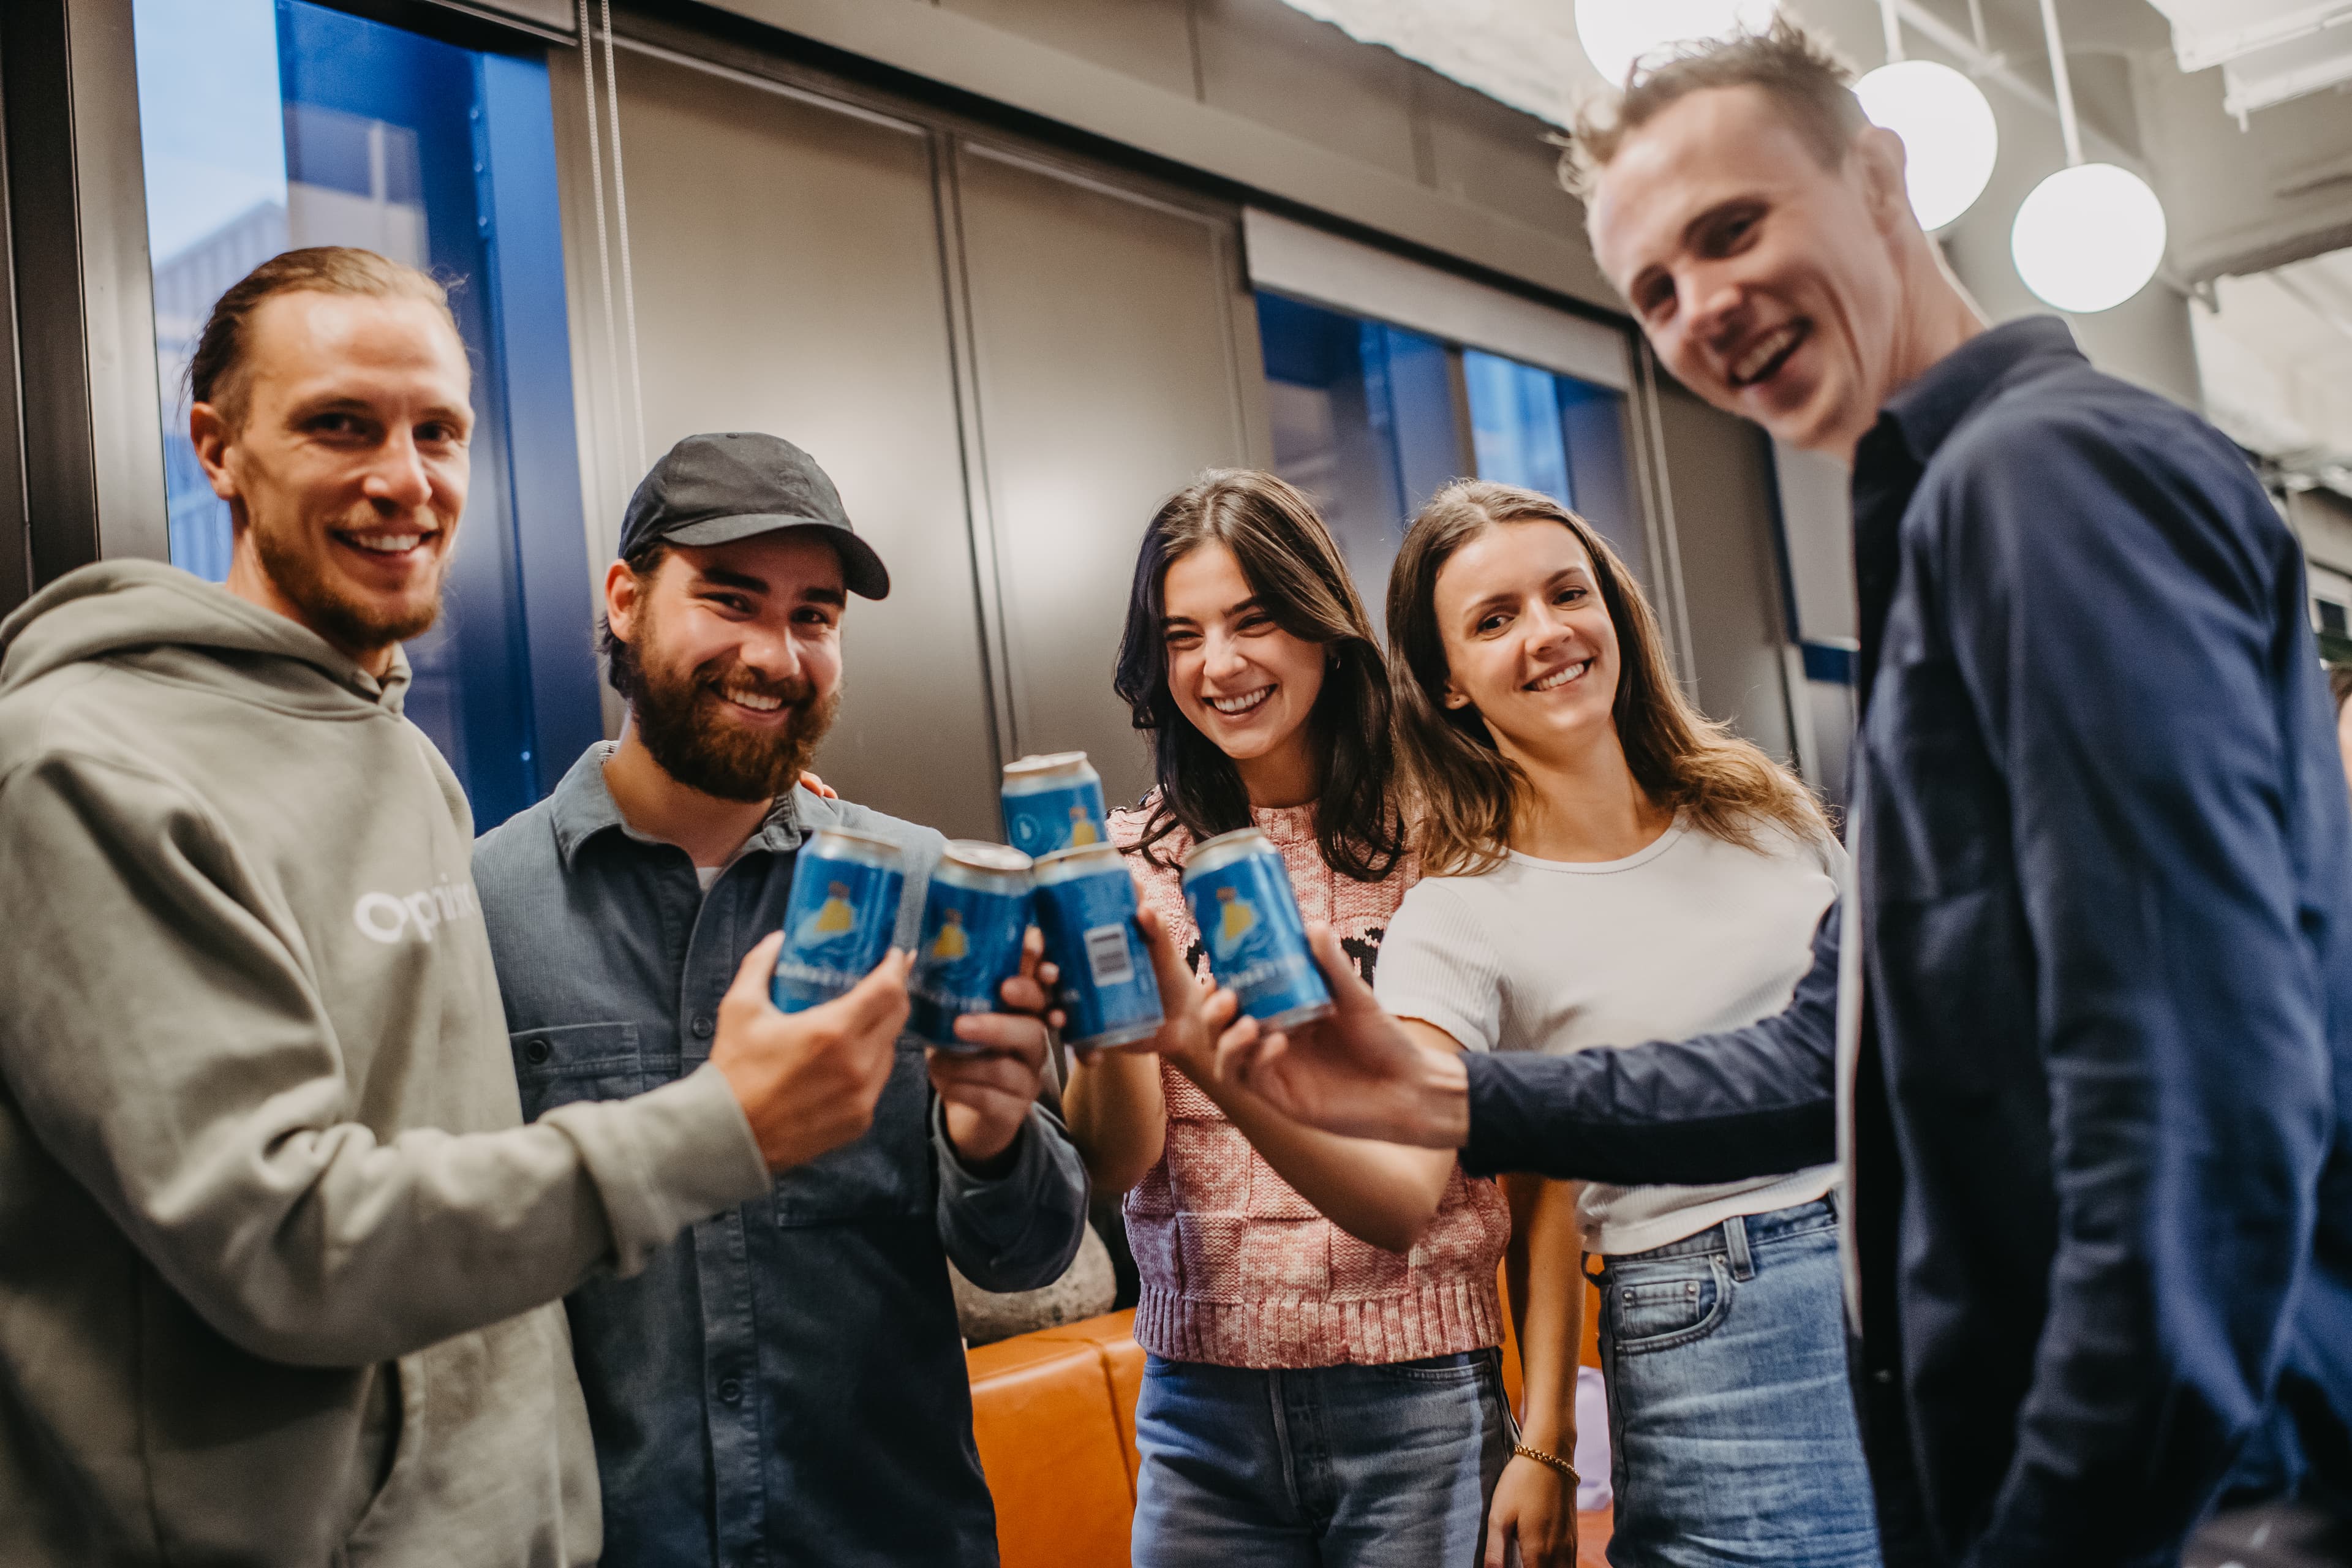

{"left": 1459, "top": 319, "right": 2352, "bottom": 1567}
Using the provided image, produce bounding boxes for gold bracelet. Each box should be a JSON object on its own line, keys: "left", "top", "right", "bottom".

{"left": 1512, "top": 1441, "right": 1580, "bottom": 1484}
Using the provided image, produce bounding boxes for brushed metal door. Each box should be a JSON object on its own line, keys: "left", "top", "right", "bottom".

{"left": 594, "top": 49, "right": 1001, "bottom": 839}
{"left": 952, "top": 143, "right": 1260, "bottom": 813}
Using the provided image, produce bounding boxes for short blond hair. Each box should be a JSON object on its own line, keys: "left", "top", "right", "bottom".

{"left": 189, "top": 246, "right": 459, "bottom": 428}
{"left": 1561, "top": 16, "right": 1866, "bottom": 198}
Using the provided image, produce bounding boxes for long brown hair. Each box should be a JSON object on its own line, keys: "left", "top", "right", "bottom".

{"left": 1387, "top": 478, "right": 1830, "bottom": 875}
{"left": 1114, "top": 470, "right": 1405, "bottom": 882}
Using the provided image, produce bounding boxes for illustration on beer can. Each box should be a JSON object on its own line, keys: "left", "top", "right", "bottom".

{"left": 1031, "top": 843, "right": 1163, "bottom": 1050}
{"left": 908, "top": 842, "right": 1035, "bottom": 1049}
{"left": 1180, "top": 827, "right": 1332, "bottom": 1030}
{"left": 772, "top": 827, "right": 906, "bottom": 1013}
{"left": 1000, "top": 752, "right": 1108, "bottom": 859}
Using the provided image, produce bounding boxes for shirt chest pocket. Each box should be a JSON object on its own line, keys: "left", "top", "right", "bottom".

{"left": 770, "top": 1037, "right": 933, "bottom": 1226}
{"left": 510, "top": 1021, "right": 663, "bottom": 1122}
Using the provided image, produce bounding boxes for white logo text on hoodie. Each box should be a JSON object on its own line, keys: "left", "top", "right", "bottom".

{"left": 353, "top": 876, "right": 483, "bottom": 944}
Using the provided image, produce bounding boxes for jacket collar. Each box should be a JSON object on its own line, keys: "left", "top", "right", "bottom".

{"left": 548, "top": 741, "right": 810, "bottom": 869}
{"left": 1875, "top": 315, "right": 2083, "bottom": 469}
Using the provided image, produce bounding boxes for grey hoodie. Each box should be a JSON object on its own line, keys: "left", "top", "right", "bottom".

{"left": 0, "top": 562, "right": 772, "bottom": 1565}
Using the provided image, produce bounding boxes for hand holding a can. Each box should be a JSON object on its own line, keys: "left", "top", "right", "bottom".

{"left": 714, "top": 932, "right": 915, "bottom": 1172}
{"left": 1129, "top": 902, "right": 1240, "bottom": 1079}
{"left": 1212, "top": 921, "right": 1471, "bottom": 1150}
{"left": 930, "top": 926, "right": 1058, "bottom": 1170}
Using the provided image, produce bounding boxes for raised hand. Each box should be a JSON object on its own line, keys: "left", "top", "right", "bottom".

{"left": 1131, "top": 900, "right": 1238, "bottom": 1079}
{"left": 933, "top": 927, "right": 1057, "bottom": 1169}
{"left": 1212, "top": 920, "right": 1471, "bottom": 1148}
{"left": 712, "top": 932, "right": 913, "bottom": 1171}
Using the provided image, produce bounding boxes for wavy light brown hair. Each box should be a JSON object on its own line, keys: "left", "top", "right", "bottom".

{"left": 1115, "top": 470, "right": 1406, "bottom": 883}
{"left": 1387, "top": 479, "right": 1830, "bottom": 875}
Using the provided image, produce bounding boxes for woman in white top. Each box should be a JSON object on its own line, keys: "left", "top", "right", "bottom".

{"left": 1371, "top": 480, "right": 1879, "bottom": 1568}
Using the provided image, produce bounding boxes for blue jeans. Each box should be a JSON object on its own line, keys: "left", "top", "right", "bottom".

{"left": 1132, "top": 1349, "right": 1514, "bottom": 1568}
{"left": 1599, "top": 1199, "right": 1882, "bottom": 1568}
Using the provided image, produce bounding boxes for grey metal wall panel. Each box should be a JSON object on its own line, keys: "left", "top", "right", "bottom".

{"left": 1192, "top": 0, "right": 1422, "bottom": 184}
{"left": 937, "top": 0, "right": 1198, "bottom": 99}
{"left": 595, "top": 46, "right": 1001, "bottom": 839}
{"left": 1651, "top": 377, "right": 1797, "bottom": 763}
{"left": 1771, "top": 438, "right": 1856, "bottom": 646}
{"left": 953, "top": 143, "right": 1253, "bottom": 811}
{"left": 1415, "top": 68, "right": 1581, "bottom": 242}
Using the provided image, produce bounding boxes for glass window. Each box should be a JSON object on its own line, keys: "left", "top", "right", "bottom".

{"left": 133, "top": 0, "right": 600, "bottom": 829}
{"left": 1257, "top": 291, "right": 1463, "bottom": 610}
{"left": 1258, "top": 292, "right": 1645, "bottom": 614}
{"left": 1462, "top": 347, "right": 1646, "bottom": 589}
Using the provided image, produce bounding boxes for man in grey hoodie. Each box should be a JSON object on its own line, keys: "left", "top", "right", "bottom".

{"left": 0, "top": 247, "right": 919, "bottom": 1565}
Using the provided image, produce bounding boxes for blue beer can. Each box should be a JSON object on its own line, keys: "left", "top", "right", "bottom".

{"left": 772, "top": 827, "right": 907, "bottom": 1013}
{"left": 1031, "top": 843, "right": 1163, "bottom": 1050}
{"left": 1180, "top": 827, "right": 1332, "bottom": 1030}
{"left": 908, "top": 842, "right": 1035, "bottom": 1050}
{"left": 1000, "top": 752, "right": 1108, "bottom": 859}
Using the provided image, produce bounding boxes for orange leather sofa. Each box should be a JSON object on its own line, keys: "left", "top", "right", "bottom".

{"left": 968, "top": 1270, "right": 1608, "bottom": 1568}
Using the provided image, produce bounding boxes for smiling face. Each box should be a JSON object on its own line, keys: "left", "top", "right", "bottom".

{"left": 1431, "top": 519, "right": 1621, "bottom": 766}
{"left": 606, "top": 531, "right": 847, "bottom": 802}
{"left": 197, "top": 290, "right": 473, "bottom": 669}
{"left": 1159, "top": 541, "right": 1327, "bottom": 773}
{"left": 1589, "top": 85, "right": 1914, "bottom": 458}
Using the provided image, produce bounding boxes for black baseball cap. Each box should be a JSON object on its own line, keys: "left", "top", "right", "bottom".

{"left": 617, "top": 432, "right": 890, "bottom": 600}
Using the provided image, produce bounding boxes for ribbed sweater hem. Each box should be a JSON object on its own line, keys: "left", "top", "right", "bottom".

{"left": 1133, "top": 1277, "right": 1502, "bottom": 1370}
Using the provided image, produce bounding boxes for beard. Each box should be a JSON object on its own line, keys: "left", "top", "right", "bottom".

{"left": 249, "top": 507, "right": 445, "bottom": 653}
{"left": 628, "top": 625, "right": 840, "bottom": 804}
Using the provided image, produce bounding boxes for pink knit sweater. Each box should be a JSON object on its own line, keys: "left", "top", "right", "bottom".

{"left": 1109, "top": 799, "right": 1510, "bottom": 1370}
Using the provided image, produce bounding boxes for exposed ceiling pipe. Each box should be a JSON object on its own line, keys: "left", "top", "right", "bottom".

{"left": 2034, "top": 0, "right": 2086, "bottom": 167}
{"left": 1891, "top": 0, "right": 2144, "bottom": 176}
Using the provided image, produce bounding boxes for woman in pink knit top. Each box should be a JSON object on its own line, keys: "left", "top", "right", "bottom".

{"left": 1066, "top": 470, "right": 1514, "bottom": 1568}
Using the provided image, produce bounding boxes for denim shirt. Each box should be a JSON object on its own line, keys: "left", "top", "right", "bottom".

{"left": 1460, "top": 318, "right": 2352, "bottom": 1567}
{"left": 473, "top": 745, "right": 1091, "bottom": 1568}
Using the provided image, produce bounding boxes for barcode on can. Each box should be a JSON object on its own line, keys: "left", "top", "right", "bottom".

{"left": 1083, "top": 924, "right": 1134, "bottom": 987}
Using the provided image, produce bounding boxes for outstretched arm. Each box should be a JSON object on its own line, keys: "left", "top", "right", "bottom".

{"left": 1141, "top": 908, "right": 1459, "bottom": 1254}
{"left": 1216, "top": 909, "right": 1840, "bottom": 1186}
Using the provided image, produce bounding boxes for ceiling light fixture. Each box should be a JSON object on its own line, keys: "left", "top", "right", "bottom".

{"left": 1572, "top": 0, "right": 1777, "bottom": 89}
{"left": 2009, "top": 0, "right": 2168, "bottom": 312}
{"left": 1853, "top": 0, "right": 1999, "bottom": 230}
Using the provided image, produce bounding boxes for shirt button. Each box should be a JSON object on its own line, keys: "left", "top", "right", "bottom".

{"left": 718, "top": 1378, "right": 744, "bottom": 1404}
{"left": 524, "top": 1040, "right": 552, "bottom": 1065}
{"left": 692, "top": 1016, "right": 714, "bottom": 1039}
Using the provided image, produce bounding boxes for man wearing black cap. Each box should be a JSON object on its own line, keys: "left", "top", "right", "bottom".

{"left": 473, "top": 432, "right": 1090, "bottom": 1567}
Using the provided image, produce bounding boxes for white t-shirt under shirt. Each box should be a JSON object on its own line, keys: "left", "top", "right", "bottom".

{"left": 1376, "top": 820, "right": 1841, "bottom": 1257}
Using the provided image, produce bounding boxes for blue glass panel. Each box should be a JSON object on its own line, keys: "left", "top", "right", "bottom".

{"left": 1463, "top": 347, "right": 1646, "bottom": 589}
{"left": 1463, "top": 348, "right": 1571, "bottom": 507}
{"left": 1257, "top": 292, "right": 1459, "bottom": 615}
{"left": 132, "top": 0, "right": 598, "bottom": 829}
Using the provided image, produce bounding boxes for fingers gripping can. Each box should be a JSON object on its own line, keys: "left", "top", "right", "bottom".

{"left": 772, "top": 827, "right": 907, "bottom": 1013}
{"left": 1000, "top": 753, "right": 1107, "bottom": 859}
{"left": 908, "top": 842, "right": 1035, "bottom": 1050}
{"left": 1180, "top": 827, "right": 1332, "bottom": 1030}
{"left": 1031, "top": 844, "right": 1162, "bottom": 1050}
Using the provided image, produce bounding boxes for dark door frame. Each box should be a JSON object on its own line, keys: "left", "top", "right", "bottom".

{"left": 2, "top": 0, "right": 168, "bottom": 597}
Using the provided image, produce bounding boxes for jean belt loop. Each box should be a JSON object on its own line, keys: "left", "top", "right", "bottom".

{"left": 1724, "top": 1213, "right": 1756, "bottom": 1282}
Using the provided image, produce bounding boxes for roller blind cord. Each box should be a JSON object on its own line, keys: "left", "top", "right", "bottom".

{"left": 577, "top": 0, "right": 650, "bottom": 481}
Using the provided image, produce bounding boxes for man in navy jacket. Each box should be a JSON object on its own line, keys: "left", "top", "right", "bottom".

{"left": 1218, "top": 23, "right": 2351, "bottom": 1568}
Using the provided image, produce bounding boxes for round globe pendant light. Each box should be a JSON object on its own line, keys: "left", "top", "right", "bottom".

{"left": 1574, "top": 0, "right": 1777, "bottom": 88}
{"left": 1854, "top": 59, "right": 1999, "bottom": 231}
{"left": 2010, "top": 0, "right": 2167, "bottom": 312}
{"left": 2012, "top": 162, "right": 2168, "bottom": 312}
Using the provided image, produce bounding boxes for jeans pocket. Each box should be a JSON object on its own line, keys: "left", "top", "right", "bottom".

{"left": 1608, "top": 1255, "right": 1732, "bottom": 1354}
